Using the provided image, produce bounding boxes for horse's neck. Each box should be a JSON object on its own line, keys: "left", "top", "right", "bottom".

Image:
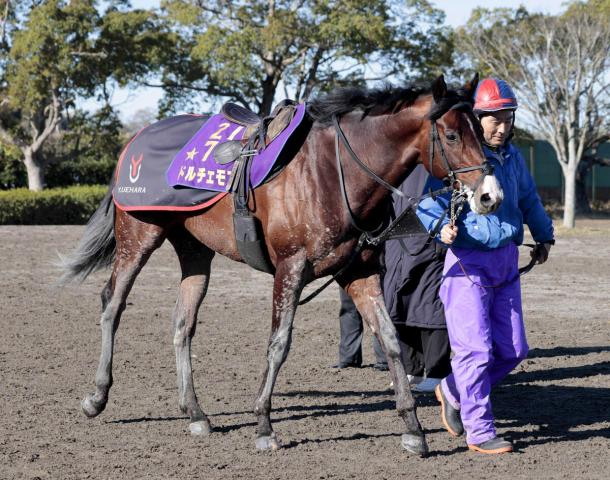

{"left": 334, "top": 105, "right": 427, "bottom": 220}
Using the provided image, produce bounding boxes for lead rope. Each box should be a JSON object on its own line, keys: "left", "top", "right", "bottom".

{"left": 449, "top": 188, "right": 467, "bottom": 227}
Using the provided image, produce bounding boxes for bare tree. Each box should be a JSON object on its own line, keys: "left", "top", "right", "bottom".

{"left": 0, "top": 92, "right": 62, "bottom": 191}
{"left": 458, "top": 2, "right": 610, "bottom": 228}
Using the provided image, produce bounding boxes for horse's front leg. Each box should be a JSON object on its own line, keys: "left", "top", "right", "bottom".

{"left": 253, "top": 252, "right": 306, "bottom": 450}
{"left": 343, "top": 274, "right": 429, "bottom": 456}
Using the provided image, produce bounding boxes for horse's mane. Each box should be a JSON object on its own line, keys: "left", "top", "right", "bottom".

{"left": 307, "top": 83, "right": 474, "bottom": 126}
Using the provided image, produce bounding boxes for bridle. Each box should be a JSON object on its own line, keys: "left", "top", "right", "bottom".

{"left": 333, "top": 103, "right": 493, "bottom": 247}
{"left": 298, "top": 106, "right": 492, "bottom": 305}
{"left": 428, "top": 103, "right": 494, "bottom": 194}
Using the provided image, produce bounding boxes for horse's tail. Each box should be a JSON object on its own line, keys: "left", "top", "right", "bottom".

{"left": 58, "top": 182, "right": 116, "bottom": 284}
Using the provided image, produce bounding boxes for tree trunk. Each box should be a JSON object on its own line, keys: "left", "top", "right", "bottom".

{"left": 259, "top": 76, "right": 277, "bottom": 117}
{"left": 562, "top": 166, "right": 577, "bottom": 228}
{"left": 23, "top": 148, "right": 45, "bottom": 191}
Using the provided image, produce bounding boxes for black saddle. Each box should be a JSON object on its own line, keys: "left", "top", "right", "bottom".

{"left": 215, "top": 100, "right": 298, "bottom": 165}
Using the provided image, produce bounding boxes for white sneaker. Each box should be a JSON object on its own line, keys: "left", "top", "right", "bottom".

{"left": 411, "top": 377, "right": 441, "bottom": 393}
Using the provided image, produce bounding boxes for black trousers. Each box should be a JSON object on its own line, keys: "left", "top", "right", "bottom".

{"left": 338, "top": 288, "right": 386, "bottom": 366}
{"left": 395, "top": 324, "right": 451, "bottom": 378}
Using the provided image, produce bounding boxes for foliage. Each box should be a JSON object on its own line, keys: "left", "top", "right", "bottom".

{"left": 0, "top": 0, "right": 173, "bottom": 190}
{"left": 0, "top": 141, "right": 26, "bottom": 188}
{"left": 0, "top": 106, "right": 123, "bottom": 189}
{"left": 44, "top": 107, "right": 123, "bottom": 187}
{"left": 455, "top": 0, "right": 610, "bottom": 227}
{"left": 156, "top": 0, "right": 453, "bottom": 115}
{"left": 3, "top": 0, "right": 173, "bottom": 108}
{"left": 0, "top": 184, "right": 107, "bottom": 224}
{"left": 1, "top": 0, "right": 455, "bottom": 191}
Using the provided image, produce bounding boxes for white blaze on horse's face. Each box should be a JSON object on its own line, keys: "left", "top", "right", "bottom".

{"left": 468, "top": 174, "right": 503, "bottom": 214}
{"left": 457, "top": 110, "right": 503, "bottom": 214}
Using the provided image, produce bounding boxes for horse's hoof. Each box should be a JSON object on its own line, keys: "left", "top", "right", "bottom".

{"left": 81, "top": 394, "right": 105, "bottom": 418}
{"left": 401, "top": 433, "right": 429, "bottom": 457}
{"left": 189, "top": 420, "right": 212, "bottom": 436}
{"left": 255, "top": 433, "right": 282, "bottom": 451}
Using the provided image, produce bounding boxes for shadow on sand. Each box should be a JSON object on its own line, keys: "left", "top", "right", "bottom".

{"left": 528, "top": 345, "right": 610, "bottom": 359}
{"left": 106, "top": 346, "right": 609, "bottom": 451}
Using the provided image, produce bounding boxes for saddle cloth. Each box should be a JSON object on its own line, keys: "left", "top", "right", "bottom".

{"left": 113, "top": 103, "right": 308, "bottom": 211}
{"left": 166, "top": 103, "right": 307, "bottom": 190}
{"left": 113, "top": 115, "right": 225, "bottom": 211}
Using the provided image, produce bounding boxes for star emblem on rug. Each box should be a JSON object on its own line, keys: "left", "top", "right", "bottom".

{"left": 186, "top": 147, "right": 198, "bottom": 161}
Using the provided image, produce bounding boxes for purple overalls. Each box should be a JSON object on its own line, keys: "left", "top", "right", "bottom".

{"left": 439, "top": 243, "right": 528, "bottom": 445}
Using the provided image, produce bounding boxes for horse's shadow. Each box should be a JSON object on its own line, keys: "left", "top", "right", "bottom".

{"left": 209, "top": 391, "right": 445, "bottom": 440}
{"left": 277, "top": 346, "right": 610, "bottom": 449}
{"left": 106, "top": 388, "right": 440, "bottom": 435}
{"left": 504, "top": 361, "right": 610, "bottom": 385}
{"left": 108, "top": 346, "right": 610, "bottom": 449}
{"left": 528, "top": 345, "right": 610, "bottom": 359}
{"left": 492, "top": 382, "right": 610, "bottom": 449}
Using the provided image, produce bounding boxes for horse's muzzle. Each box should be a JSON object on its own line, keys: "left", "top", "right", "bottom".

{"left": 471, "top": 175, "right": 503, "bottom": 214}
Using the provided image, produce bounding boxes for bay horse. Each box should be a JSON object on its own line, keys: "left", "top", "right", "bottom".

{"left": 60, "top": 74, "right": 502, "bottom": 455}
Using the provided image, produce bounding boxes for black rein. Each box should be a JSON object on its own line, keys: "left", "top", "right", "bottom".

{"left": 298, "top": 112, "right": 491, "bottom": 305}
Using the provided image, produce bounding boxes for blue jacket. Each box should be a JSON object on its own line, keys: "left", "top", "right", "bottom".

{"left": 416, "top": 143, "right": 554, "bottom": 250}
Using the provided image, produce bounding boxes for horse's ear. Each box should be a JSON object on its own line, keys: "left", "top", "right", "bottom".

{"left": 464, "top": 73, "right": 479, "bottom": 98}
{"left": 432, "top": 75, "right": 447, "bottom": 104}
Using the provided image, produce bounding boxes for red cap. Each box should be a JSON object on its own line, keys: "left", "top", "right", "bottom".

{"left": 473, "top": 78, "right": 518, "bottom": 113}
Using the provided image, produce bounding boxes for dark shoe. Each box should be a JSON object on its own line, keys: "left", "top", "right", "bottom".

{"left": 468, "top": 436, "right": 513, "bottom": 454}
{"left": 434, "top": 384, "right": 464, "bottom": 437}
{"left": 372, "top": 362, "right": 389, "bottom": 371}
{"left": 331, "top": 362, "right": 361, "bottom": 369}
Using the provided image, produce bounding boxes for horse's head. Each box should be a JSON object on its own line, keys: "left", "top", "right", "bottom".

{"left": 423, "top": 74, "right": 503, "bottom": 215}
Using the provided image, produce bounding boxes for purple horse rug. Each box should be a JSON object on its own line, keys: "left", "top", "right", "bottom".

{"left": 113, "top": 104, "right": 308, "bottom": 211}
{"left": 166, "top": 103, "right": 307, "bottom": 190}
{"left": 113, "top": 115, "right": 225, "bottom": 211}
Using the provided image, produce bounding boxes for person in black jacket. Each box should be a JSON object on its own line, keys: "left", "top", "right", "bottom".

{"left": 334, "top": 165, "right": 451, "bottom": 390}
{"left": 382, "top": 164, "right": 451, "bottom": 392}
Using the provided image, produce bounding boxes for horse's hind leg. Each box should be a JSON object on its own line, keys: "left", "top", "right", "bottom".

{"left": 341, "top": 274, "right": 428, "bottom": 456}
{"left": 81, "top": 217, "right": 166, "bottom": 418}
{"left": 167, "top": 230, "right": 214, "bottom": 435}
{"left": 254, "top": 253, "right": 306, "bottom": 450}
{"left": 101, "top": 278, "right": 112, "bottom": 311}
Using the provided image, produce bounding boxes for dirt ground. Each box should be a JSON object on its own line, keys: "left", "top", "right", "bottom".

{"left": 1, "top": 220, "right": 609, "bottom": 480}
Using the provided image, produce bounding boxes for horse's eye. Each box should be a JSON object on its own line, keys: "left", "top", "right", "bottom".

{"left": 445, "top": 131, "right": 459, "bottom": 143}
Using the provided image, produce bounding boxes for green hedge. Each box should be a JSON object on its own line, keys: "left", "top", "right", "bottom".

{"left": 0, "top": 185, "right": 109, "bottom": 225}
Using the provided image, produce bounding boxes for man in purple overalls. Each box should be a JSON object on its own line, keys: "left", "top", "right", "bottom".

{"left": 417, "top": 78, "right": 555, "bottom": 454}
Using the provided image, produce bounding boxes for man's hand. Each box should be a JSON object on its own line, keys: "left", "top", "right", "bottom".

{"left": 440, "top": 224, "right": 458, "bottom": 245}
{"left": 531, "top": 242, "right": 552, "bottom": 264}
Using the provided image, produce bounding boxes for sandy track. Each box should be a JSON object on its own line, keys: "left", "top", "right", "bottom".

{"left": 1, "top": 222, "right": 609, "bottom": 479}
